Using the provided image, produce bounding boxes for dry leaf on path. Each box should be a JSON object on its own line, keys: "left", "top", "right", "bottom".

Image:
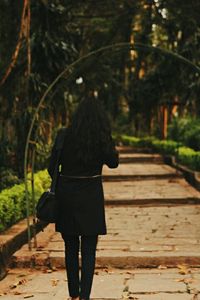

{"left": 10, "top": 279, "right": 27, "bottom": 289}
{"left": 51, "top": 279, "right": 59, "bottom": 286}
{"left": 125, "top": 271, "right": 134, "bottom": 274}
{"left": 175, "top": 278, "right": 195, "bottom": 284}
{"left": 13, "top": 291, "right": 22, "bottom": 295}
{"left": 177, "top": 264, "right": 191, "bottom": 275}
{"left": 43, "top": 269, "right": 53, "bottom": 273}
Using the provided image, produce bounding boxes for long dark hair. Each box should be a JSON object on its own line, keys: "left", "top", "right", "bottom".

{"left": 68, "top": 96, "right": 112, "bottom": 164}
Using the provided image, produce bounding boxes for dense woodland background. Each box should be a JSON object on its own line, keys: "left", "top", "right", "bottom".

{"left": 0, "top": 0, "right": 200, "bottom": 188}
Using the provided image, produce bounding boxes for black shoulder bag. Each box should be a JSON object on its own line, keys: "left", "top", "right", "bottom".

{"left": 36, "top": 129, "right": 67, "bottom": 223}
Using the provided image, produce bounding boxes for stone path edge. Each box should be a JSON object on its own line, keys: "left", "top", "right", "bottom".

{"left": 105, "top": 198, "right": 200, "bottom": 205}
{"left": 164, "top": 155, "right": 200, "bottom": 191}
{"left": 0, "top": 219, "right": 47, "bottom": 279}
{"left": 10, "top": 251, "right": 200, "bottom": 269}
{"left": 103, "top": 173, "right": 183, "bottom": 181}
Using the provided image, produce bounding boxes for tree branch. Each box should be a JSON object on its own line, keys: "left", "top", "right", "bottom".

{"left": 0, "top": 0, "right": 28, "bottom": 86}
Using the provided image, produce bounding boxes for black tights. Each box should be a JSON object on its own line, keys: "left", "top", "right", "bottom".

{"left": 61, "top": 233, "right": 98, "bottom": 300}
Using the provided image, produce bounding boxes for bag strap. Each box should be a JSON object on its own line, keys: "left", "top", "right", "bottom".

{"left": 50, "top": 128, "right": 67, "bottom": 194}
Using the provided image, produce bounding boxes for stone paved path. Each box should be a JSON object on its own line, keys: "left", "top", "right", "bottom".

{"left": 1, "top": 148, "right": 200, "bottom": 299}
{"left": 103, "top": 179, "right": 200, "bottom": 204}
{"left": 11, "top": 150, "right": 200, "bottom": 269}
{"left": 103, "top": 163, "right": 182, "bottom": 180}
{"left": 0, "top": 267, "right": 200, "bottom": 299}
{"left": 11, "top": 204, "right": 200, "bottom": 269}
{"left": 119, "top": 153, "right": 163, "bottom": 164}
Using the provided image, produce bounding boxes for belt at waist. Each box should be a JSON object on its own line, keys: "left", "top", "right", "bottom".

{"left": 60, "top": 174, "right": 102, "bottom": 179}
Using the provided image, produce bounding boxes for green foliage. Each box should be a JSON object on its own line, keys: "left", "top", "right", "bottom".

{"left": 0, "top": 169, "right": 50, "bottom": 232}
{"left": 124, "top": 135, "right": 155, "bottom": 148}
{"left": 119, "top": 134, "right": 179, "bottom": 154}
{"left": 117, "top": 134, "right": 200, "bottom": 171}
{"left": 177, "top": 146, "right": 200, "bottom": 171}
{"left": 151, "top": 140, "right": 180, "bottom": 155}
{"left": 118, "top": 135, "right": 140, "bottom": 147}
{"left": 34, "top": 141, "right": 52, "bottom": 171}
{"left": 168, "top": 117, "right": 200, "bottom": 151}
{"left": 112, "top": 113, "right": 134, "bottom": 135}
{"left": 0, "top": 168, "right": 21, "bottom": 191}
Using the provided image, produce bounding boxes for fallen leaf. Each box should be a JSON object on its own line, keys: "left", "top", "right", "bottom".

{"left": 13, "top": 291, "right": 22, "bottom": 295}
{"left": 126, "top": 271, "right": 134, "bottom": 274}
{"left": 43, "top": 269, "right": 53, "bottom": 273}
{"left": 51, "top": 279, "right": 59, "bottom": 286}
{"left": 10, "top": 279, "right": 27, "bottom": 289}
{"left": 175, "top": 278, "right": 195, "bottom": 284}
{"left": 103, "top": 268, "right": 109, "bottom": 272}
{"left": 177, "top": 264, "right": 191, "bottom": 275}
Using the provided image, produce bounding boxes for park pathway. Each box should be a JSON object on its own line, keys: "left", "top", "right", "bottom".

{"left": 1, "top": 146, "right": 200, "bottom": 299}
{"left": 11, "top": 146, "right": 200, "bottom": 269}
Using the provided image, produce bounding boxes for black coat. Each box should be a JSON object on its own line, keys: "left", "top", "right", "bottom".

{"left": 47, "top": 127, "right": 119, "bottom": 235}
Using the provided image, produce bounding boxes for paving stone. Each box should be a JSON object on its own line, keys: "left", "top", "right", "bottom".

{"left": 188, "top": 277, "right": 200, "bottom": 293}
{"left": 128, "top": 274, "right": 187, "bottom": 293}
{"left": 120, "top": 153, "right": 162, "bottom": 159}
{"left": 1, "top": 269, "right": 199, "bottom": 300}
{"left": 119, "top": 153, "right": 164, "bottom": 164}
{"left": 103, "top": 163, "right": 181, "bottom": 177}
{"left": 129, "top": 294, "right": 195, "bottom": 300}
{"left": 90, "top": 274, "right": 125, "bottom": 298}
{"left": 104, "top": 179, "right": 200, "bottom": 202}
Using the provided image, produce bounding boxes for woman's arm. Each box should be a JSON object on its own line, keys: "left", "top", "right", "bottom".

{"left": 47, "top": 128, "right": 67, "bottom": 179}
{"left": 103, "top": 135, "right": 119, "bottom": 168}
{"left": 47, "top": 133, "right": 60, "bottom": 179}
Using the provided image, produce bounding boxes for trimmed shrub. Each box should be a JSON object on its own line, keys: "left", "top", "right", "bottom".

{"left": 176, "top": 147, "right": 200, "bottom": 171}
{"left": 0, "top": 170, "right": 50, "bottom": 232}
{"left": 0, "top": 168, "right": 21, "bottom": 191}
{"left": 119, "top": 135, "right": 140, "bottom": 147}
{"left": 118, "top": 135, "right": 179, "bottom": 155}
{"left": 151, "top": 140, "right": 180, "bottom": 155}
{"left": 117, "top": 134, "right": 200, "bottom": 171}
{"left": 168, "top": 117, "right": 200, "bottom": 151}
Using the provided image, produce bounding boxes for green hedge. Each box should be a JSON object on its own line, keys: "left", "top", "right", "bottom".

{"left": 0, "top": 170, "right": 50, "bottom": 232}
{"left": 168, "top": 117, "right": 200, "bottom": 151}
{"left": 177, "top": 147, "right": 200, "bottom": 171}
{"left": 117, "top": 134, "right": 200, "bottom": 171}
{"left": 151, "top": 139, "right": 180, "bottom": 155}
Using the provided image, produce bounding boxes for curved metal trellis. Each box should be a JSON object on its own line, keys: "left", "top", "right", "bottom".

{"left": 24, "top": 42, "right": 200, "bottom": 250}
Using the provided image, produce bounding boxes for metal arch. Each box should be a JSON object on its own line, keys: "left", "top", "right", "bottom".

{"left": 24, "top": 42, "right": 200, "bottom": 250}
